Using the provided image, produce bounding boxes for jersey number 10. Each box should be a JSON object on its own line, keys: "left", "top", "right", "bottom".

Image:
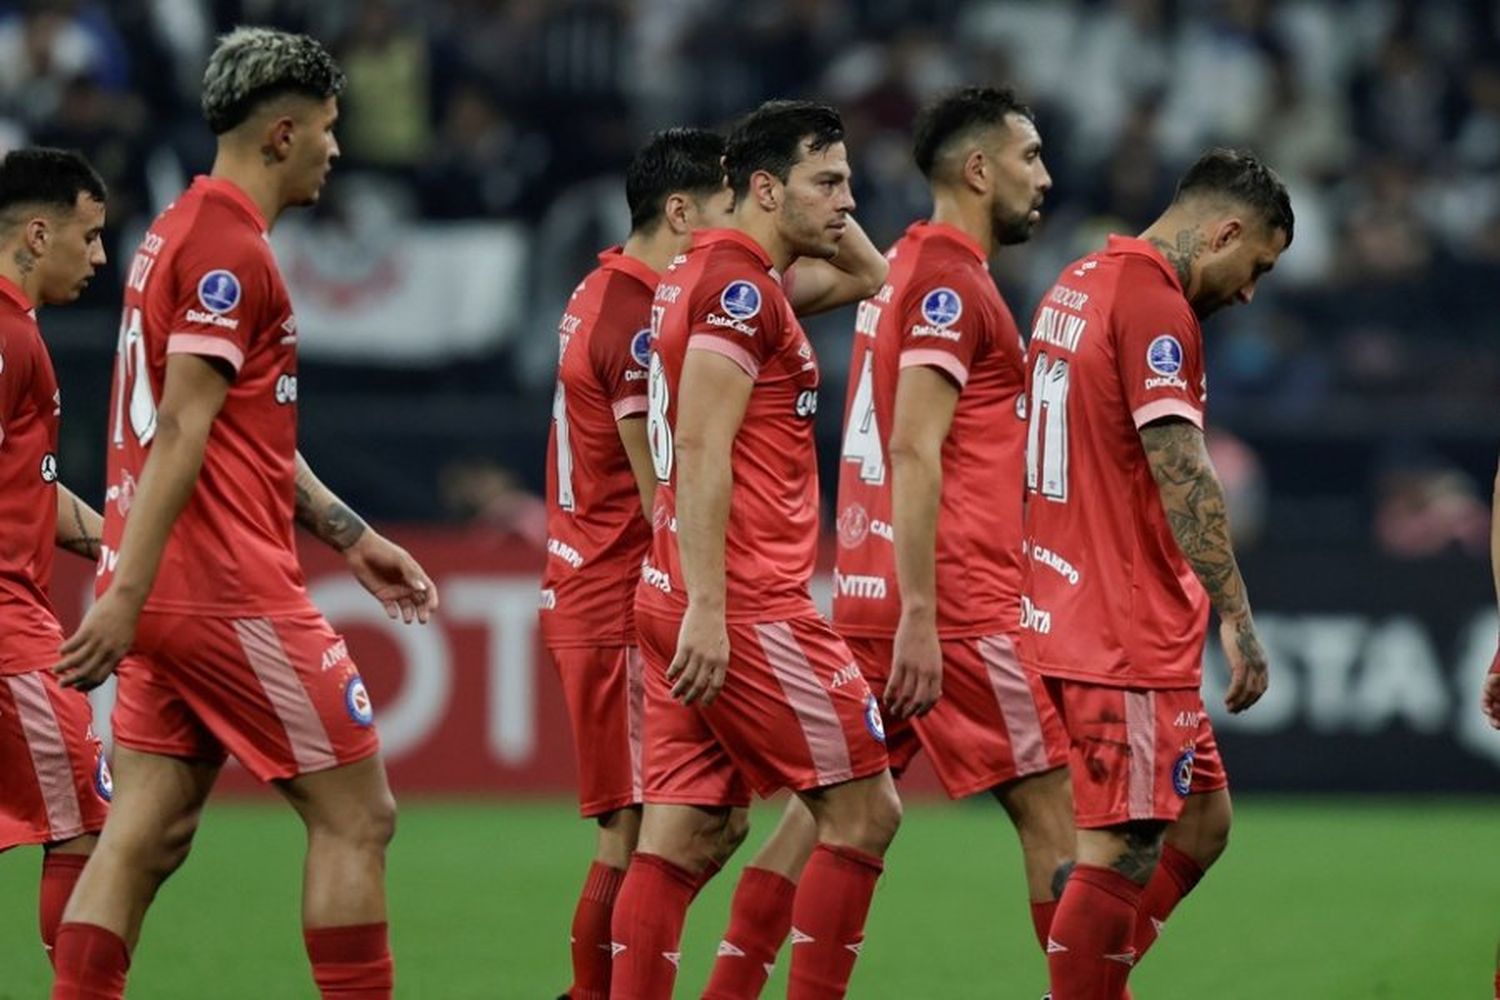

{"left": 111, "top": 307, "right": 158, "bottom": 448}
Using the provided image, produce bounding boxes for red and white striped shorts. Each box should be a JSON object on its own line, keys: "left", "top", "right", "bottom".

{"left": 1041, "top": 677, "right": 1227, "bottom": 828}
{"left": 0, "top": 669, "right": 110, "bottom": 850}
{"left": 112, "top": 608, "right": 381, "bottom": 782}
{"left": 636, "top": 610, "right": 890, "bottom": 804}
{"left": 844, "top": 633, "right": 1068, "bottom": 799}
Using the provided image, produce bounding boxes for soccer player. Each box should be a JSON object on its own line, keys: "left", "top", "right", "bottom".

{"left": 0, "top": 148, "right": 109, "bottom": 966}
{"left": 703, "top": 86, "right": 1075, "bottom": 999}
{"left": 542, "top": 127, "right": 887, "bottom": 1000}
{"left": 1019, "top": 148, "right": 1292, "bottom": 999}
{"left": 611, "top": 100, "right": 899, "bottom": 1000}
{"left": 47, "top": 28, "right": 436, "bottom": 1000}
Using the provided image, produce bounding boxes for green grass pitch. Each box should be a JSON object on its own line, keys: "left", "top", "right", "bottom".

{"left": 2, "top": 798, "right": 1493, "bottom": 998}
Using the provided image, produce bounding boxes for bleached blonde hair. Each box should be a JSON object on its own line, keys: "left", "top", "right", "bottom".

{"left": 201, "top": 26, "right": 345, "bottom": 136}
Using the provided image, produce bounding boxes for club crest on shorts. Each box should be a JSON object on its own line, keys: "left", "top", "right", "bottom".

{"left": 94, "top": 751, "right": 113, "bottom": 802}
{"left": 197, "top": 269, "right": 242, "bottom": 314}
{"left": 1146, "top": 335, "right": 1184, "bottom": 376}
{"left": 630, "top": 328, "right": 653, "bottom": 368}
{"left": 720, "top": 280, "right": 762, "bottom": 320}
{"left": 1171, "top": 748, "right": 1195, "bottom": 797}
{"left": 921, "top": 287, "right": 962, "bottom": 328}
{"left": 864, "top": 693, "right": 886, "bottom": 744}
{"left": 837, "top": 503, "right": 870, "bottom": 549}
{"left": 344, "top": 677, "right": 375, "bottom": 727}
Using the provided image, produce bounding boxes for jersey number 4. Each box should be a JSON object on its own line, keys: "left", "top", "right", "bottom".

{"left": 1025, "top": 351, "right": 1070, "bottom": 501}
{"left": 111, "top": 307, "right": 158, "bottom": 448}
{"left": 840, "top": 350, "right": 885, "bottom": 484}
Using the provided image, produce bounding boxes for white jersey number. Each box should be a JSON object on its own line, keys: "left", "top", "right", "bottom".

{"left": 1025, "top": 352, "right": 1070, "bottom": 501}
{"left": 840, "top": 350, "right": 886, "bottom": 484}
{"left": 552, "top": 381, "right": 576, "bottom": 511}
{"left": 111, "top": 307, "right": 157, "bottom": 447}
{"left": 645, "top": 305, "right": 673, "bottom": 481}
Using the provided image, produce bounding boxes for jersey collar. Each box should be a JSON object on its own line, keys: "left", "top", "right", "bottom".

{"left": 907, "top": 221, "right": 987, "bottom": 264}
{"left": 1107, "top": 235, "right": 1185, "bottom": 295}
{"left": 0, "top": 274, "right": 34, "bottom": 315}
{"left": 192, "top": 175, "right": 270, "bottom": 234}
{"left": 597, "top": 245, "right": 660, "bottom": 290}
{"left": 692, "top": 227, "right": 776, "bottom": 273}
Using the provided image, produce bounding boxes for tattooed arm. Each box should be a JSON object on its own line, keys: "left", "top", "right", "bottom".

{"left": 1482, "top": 457, "right": 1500, "bottom": 728}
{"left": 294, "top": 451, "right": 438, "bottom": 623}
{"left": 294, "top": 452, "right": 369, "bottom": 552}
{"left": 55, "top": 485, "right": 103, "bottom": 562}
{"left": 1139, "top": 419, "right": 1268, "bottom": 713}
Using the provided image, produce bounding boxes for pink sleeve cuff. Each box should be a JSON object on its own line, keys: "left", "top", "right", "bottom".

{"left": 900, "top": 348, "right": 969, "bottom": 388}
{"left": 1132, "top": 398, "right": 1203, "bottom": 429}
{"left": 612, "top": 396, "right": 648, "bottom": 420}
{"left": 687, "top": 334, "right": 760, "bottom": 379}
{"left": 167, "top": 333, "right": 245, "bottom": 373}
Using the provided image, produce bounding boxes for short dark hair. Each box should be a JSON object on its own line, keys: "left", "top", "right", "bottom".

{"left": 912, "top": 86, "right": 1035, "bottom": 180}
{"left": 625, "top": 128, "right": 726, "bottom": 233}
{"left": 1174, "top": 148, "right": 1295, "bottom": 247}
{"left": 201, "top": 27, "right": 346, "bottom": 135}
{"left": 0, "top": 148, "right": 106, "bottom": 227}
{"left": 723, "top": 100, "right": 844, "bottom": 201}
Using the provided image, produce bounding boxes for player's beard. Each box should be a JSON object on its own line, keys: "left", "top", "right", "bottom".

{"left": 783, "top": 199, "right": 840, "bottom": 260}
{"left": 993, "top": 201, "right": 1036, "bottom": 247}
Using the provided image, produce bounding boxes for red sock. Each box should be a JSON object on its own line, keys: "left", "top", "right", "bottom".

{"left": 1131, "top": 844, "right": 1205, "bottom": 964}
{"left": 786, "top": 844, "right": 883, "bottom": 999}
{"left": 608, "top": 853, "right": 698, "bottom": 1000}
{"left": 1046, "top": 864, "right": 1142, "bottom": 1000}
{"left": 702, "top": 867, "right": 798, "bottom": 999}
{"left": 303, "top": 922, "right": 393, "bottom": 999}
{"left": 40, "top": 853, "right": 89, "bottom": 963}
{"left": 567, "top": 862, "right": 625, "bottom": 1000}
{"left": 1029, "top": 899, "right": 1059, "bottom": 952}
{"left": 49, "top": 922, "right": 130, "bottom": 1000}
{"left": 692, "top": 858, "right": 724, "bottom": 900}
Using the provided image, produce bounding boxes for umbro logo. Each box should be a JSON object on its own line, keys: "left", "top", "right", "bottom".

{"left": 717, "top": 941, "right": 745, "bottom": 958}
{"left": 610, "top": 942, "right": 627, "bottom": 958}
{"left": 790, "top": 928, "right": 815, "bottom": 945}
{"left": 1046, "top": 937, "right": 1068, "bottom": 954}
{"left": 663, "top": 951, "right": 681, "bottom": 968}
{"left": 1103, "top": 950, "right": 1137, "bottom": 966}
{"left": 844, "top": 942, "right": 863, "bottom": 956}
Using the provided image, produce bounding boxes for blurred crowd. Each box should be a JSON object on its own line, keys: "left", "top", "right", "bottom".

{"left": 3, "top": 0, "right": 1497, "bottom": 549}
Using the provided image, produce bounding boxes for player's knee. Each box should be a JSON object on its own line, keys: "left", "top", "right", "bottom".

{"left": 713, "top": 808, "right": 751, "bottom": 861}
{"left": 361, "top": 788, "right": 398, "bottom": 850}
{"left": 846, "top": 780, "right": 902, "bottom": 855}
{"left": 124, "top": 812, "right": 201, "bottom": 884}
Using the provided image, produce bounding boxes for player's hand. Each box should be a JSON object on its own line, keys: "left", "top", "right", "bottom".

{"left": 1481, "top": 642, "right": 1500, "bottom": 728}
{"left": 669, "top": 602, "right": 729, "bottom": 706}
{"left": 886, "top": 611, "right": 942, "bottom": 719}
{"left": 344, "top": 531, "right": 439, "bottom": 624}
{"left": 54, "top": 588, "right": 141, "bottom": 691}
{"left": 1220, "top": 615, "right": 1268, "bottom": 713}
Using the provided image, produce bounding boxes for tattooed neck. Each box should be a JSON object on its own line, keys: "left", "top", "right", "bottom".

{"left": 13, "top": 247, "right": 35, "bottom": 276}
{"left": 1147, "top": 228, "right": 1203, "bottom": 290}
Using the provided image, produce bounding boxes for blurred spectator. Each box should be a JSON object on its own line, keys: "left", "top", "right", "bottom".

{"left": 439, "top": 459, "right": 548, "bottom": 547}
{"left": 337, "top": 0, "right": 431, "bottom": 170}
{"left": 1374, "top": 456, "right": 1490, "bottom": 558}
{"left": 416, "top": 81, "right": 548, "bottom": 219}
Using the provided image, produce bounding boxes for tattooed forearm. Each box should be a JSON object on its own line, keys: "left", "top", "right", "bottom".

{"left": 1139, "top": 421, "right": 1248, "bottom": 621}
{"left": 1147, "top": 228, "right": 1204, "bottom": 289}
{"left": 294, "top": 454, "right": 368, "bottom": 552}
{"left": 56, "top": 490, "right": 102, "bottom": 561}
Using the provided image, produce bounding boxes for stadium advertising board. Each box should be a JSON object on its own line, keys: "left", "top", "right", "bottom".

{"left": 52, "top": 533, "right": 1500, "bottom": 794}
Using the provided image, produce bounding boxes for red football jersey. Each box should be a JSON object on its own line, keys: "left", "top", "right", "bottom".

{"left": 98, "top": 176, "right": 306, "bottom": 615}
{"left": 832, "top": 222, "right": 1028, "bottom": 638}
{"left": 1018, "top": 235, "right": 1211, "bottom": 688}
{"left": 540, "top": 247, "right": 657, "bottom": 647}
{"left": 0, "top": 277, "right": 63, "bottom": 674}
{"left": 636, "top": 228, "right": 821, "bottom": 623}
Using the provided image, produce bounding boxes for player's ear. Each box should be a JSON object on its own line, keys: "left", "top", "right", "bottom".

{"left": 750, "top": 169, "right": 779, "bottom": 212}
{"left": 22, "top": 214, "right": 49, "bottom": 258}
{"left": 1211, "top": 217, "right": 1243, "bottom": 253}
{"left": 663, "top": 192, "right": 691, "bottom": 236}
{"left": 264, "top": 115, "right": 297, "bottom": 163}
{"left": 963, "top": 147, "right": 988, "bottom": 195}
